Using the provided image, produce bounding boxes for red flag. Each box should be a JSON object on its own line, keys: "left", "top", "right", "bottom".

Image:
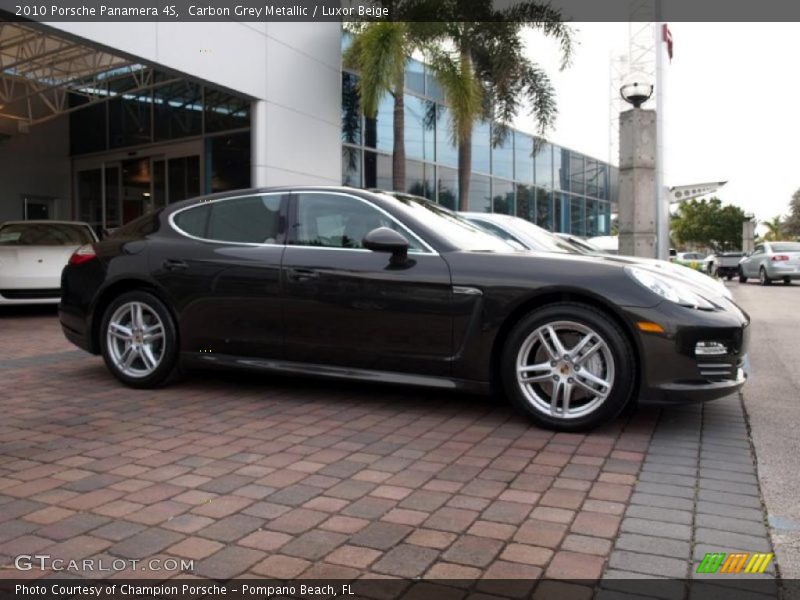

{"left": 662, "top": 24, "right": 674, "bottom": 61}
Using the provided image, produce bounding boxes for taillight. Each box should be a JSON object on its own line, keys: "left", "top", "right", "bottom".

{"left": 771, "top": 254, "right": 789, "bottom": 262}
{"left": 69, "top": 244, "right": 96, "bottom": 265}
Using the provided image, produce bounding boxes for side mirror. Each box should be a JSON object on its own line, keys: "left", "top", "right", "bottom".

{"left": 363, "top": 227, "right": 409, "bottom": 264}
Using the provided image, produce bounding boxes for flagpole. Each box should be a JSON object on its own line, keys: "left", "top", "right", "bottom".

{"left": 655, "top": 18, "right": 668, "bottom": 260}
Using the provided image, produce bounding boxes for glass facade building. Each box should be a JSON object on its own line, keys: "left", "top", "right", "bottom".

{"left": 341, "top": 46, "right": 616, "bottom": 237}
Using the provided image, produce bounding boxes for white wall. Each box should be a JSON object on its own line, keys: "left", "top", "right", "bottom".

{"left": 0, "top": 118, "right": 71, "bottom": 223}
{"left": 46, "top": 21, "right": 343, "bottom": 187}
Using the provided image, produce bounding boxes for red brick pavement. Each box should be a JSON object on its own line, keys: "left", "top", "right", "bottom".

{"left": 0, "top": 308, "right": 659, "bottom": 589}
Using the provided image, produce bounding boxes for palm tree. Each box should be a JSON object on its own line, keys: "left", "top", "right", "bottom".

{"left": 762, "top": 215, "right": 784, "bottom": 241}
{"left": 426, "top": 4, "right": 575, "bottom": 210}
{"left": 343, "top": 21, "right": 437, "bottom": 191}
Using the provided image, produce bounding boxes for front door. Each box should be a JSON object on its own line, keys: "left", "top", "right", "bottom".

{"left": 282, "top": 191, "right": 453, "bottom": 376}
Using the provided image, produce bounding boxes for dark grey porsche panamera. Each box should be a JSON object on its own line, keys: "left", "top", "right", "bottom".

{"left": 59, "top": 187, "right": 749, "bottom": 430}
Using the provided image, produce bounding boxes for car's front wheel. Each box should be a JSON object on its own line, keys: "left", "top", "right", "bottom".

{"left": 100, "top": 290, "right": 179, "bottom": 388}
{"left": 759, "top": 267, "right": 772, "bottom": 286}
{"left": 501, "top": 303, "right": 636, "bottom": 431}
{"left": 738, "top": 267, "right": 747, "bottom": 283}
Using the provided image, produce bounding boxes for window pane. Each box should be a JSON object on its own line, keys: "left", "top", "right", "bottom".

{"left": 569, "top": 153, "right": 585, "bottom": 195}
{"left": 109, "top": 93, "right": 152, "bottom": 149}
{"left": 406, "top": 160, "right": 434, "bottom": 200}
{"left": 437, "top": 166, "right": 458, "bottom": 210}
{"left": 492, "top": 132, "right": 513, "bottom": 180}
{"left": 555, "top": 193, "right": 570, "bottom": 233}
{"left": 536, "top": 188, "right": 552, "bottom": 230}
{"left": 570, "top": 196, "right": 585, "bottom": 236}
{"left": 341, "top": 72, "right": 362, "bottom": 145}
{"left": 598, "top": 201, "right": 611, "bottom": 235}
{"left": 468, "top": 174, "right": 491, "bottom": 213}
{"left": 206, "top": 195, "right": 281, "bottom": 243}
{"left": 208, "top": 132, "right": 251, "bottom": 193}
{"left": 492, "top": 179, "right": 514, "bottom": 215}
{"left": 406, "top": 59, "right": 425, "bottom": 95}
{"left": 363, "top": 151, "right": 392, "bottom": 190}
{"left": 292, "top": 193, "right": 422, "bottom": 250}
{"left": 426, "top": 73, "right": 444, "bottom": 102}
{"left": 534, "top": 143, "right": 553, "bottom": 189}
{"left": 514, "top": 133, "right": 534, "bottom": 184}
{"left": 586, "top": 199, "right": 599, "bottom": 236}
{"left": 69, "top": 95, "right": 106, "bottom": 154}
{"left": 364, "top": 93, "right": 393, "bottom": 153}
{"left": 204, "top": 88, "right": 250, "bottom": 133}
{"left": 342, "top": 146, "right": 361, "bottom": 187}
{"left": 516, "top": 184, "right": 535, "bottom": 222}
{"left": 153, "top": 81, "right": 202, "bottom": 141}
{"left": 553, "top": 147, "right": 565, "bottom": 191}
{"left": 405, "top": 95, "right": 435, "bottom": 161}
{"left": 173, "top": 204, "right": 210, "bottom": 238}
{"left": 436, "top": 106, "right": 458, "bottom": 168}
{"left": 472, "top": 120, "right": 491, "bottom": 174}
{"left": 168, "top": 156, "right": 200, "bottom": 204}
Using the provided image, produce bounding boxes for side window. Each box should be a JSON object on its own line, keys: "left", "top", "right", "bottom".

{"left": 292, "top": 193, "right": 424, "bottom": 251}
{"left": 173, "top": 195, "right": 283, "bottom": 244}
{"left": 173, "top": 204, "right": 210, "bottom": 238}
{"left": 753, "top": 245, "right": 764, "bottom": 255}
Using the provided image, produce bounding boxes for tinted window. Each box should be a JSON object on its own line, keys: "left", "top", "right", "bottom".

{"left": 0, "top": 223, "right": 94, "bottom": 246}
{"left": 292, "top": 193, "right": 424, "bottom": 252}
{"left": 173, "top": 194, "right": 282, "bottom": 244}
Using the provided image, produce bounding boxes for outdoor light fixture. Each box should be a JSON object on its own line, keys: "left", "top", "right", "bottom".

{"left": 620, "top": 81, "right": 654, "bottom": 108}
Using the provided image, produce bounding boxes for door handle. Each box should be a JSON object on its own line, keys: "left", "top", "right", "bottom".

{"left": 163, "top": 259, "right": 188, "bottom": 271}
{"left": 288, "top": 268, "right": 319, "bottom": 281}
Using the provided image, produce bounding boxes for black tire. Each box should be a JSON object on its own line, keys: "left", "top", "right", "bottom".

{"left": 99, "top": 290, "right": 180, "bottom": 388}
{"left": 500, "top": 302, "right": 636, "bottom": 431}
{"left": 759, "top": 268, "right": 772, "bottom": 286}
{"left": 784, "top": 277, "right": 792, "bottom": 285}
{"left": 738, "top": 268, "right": 747, "bottom": 283}
{"left": 726, "top": 274, "right": 734, "bottom": 281}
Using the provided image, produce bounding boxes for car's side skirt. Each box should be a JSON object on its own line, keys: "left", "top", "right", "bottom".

{"left": 181, "top": 352, "right": 491, "bottom": 394}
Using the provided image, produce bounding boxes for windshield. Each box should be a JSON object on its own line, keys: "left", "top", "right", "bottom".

{"left": 772, "top": 242, "right": 800, "bottom": 252}
{"left": 378, "top": 193, "right": 516, "bottom": 252}
{"left": 0, "top": 223, "right": 94, "bottom": 246}
{"left": 500, "top": 218, "right": 578, "bottom": 254}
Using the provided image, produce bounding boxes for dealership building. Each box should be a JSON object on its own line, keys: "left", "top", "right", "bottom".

{"left": 0, "top": 19, "right": 616, "bottom": 235}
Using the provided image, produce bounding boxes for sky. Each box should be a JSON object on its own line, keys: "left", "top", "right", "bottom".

{"left": 519, "top": 22, "right": 800, "bottom": 225}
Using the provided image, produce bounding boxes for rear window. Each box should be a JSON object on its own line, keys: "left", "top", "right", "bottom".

{"left": 772, "top": 242, "right": 800, "bottom": 252}
{"left": 0, "top": 223, "right": 94, "bottom": 246}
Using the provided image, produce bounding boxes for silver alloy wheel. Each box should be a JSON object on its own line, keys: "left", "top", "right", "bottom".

{"left": 106, "top": 301, "right": 166, "bottom": 378}
{"left": 515, "top": 320, "right": 615, "bottom": 420}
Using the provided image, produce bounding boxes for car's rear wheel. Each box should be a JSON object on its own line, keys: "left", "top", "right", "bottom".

{"left": 738, "top": 268, "right": 747, "bottom": 283}
{"left": 760, "top": 267, "right": 772, "bottom": 286}
{"left": 100, "top": 291, "right": 179, "bottom": 388}
{"left": 784, "top": 277, "right": 792, "bottom": 285}
{"left": 501, "top": 303, "right": 636, "bottom": 431}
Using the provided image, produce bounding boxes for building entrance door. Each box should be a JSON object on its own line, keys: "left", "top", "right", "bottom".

{"left": 74, "top": 141, "right": 202, "bottom": 233}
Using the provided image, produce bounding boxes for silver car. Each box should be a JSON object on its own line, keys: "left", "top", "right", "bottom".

{"left": 739, "top": 241, "right": 800, "bottom": 285}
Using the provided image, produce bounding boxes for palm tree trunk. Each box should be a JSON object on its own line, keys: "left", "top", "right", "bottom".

{"left": 458, "top": 130, "right": 472, "bottom": 211}
{"left": 392, "top": 72, "right": 406, "bottom": 192}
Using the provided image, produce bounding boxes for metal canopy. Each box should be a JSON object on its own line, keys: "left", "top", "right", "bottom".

{"left": 0, "top": 21, "right": 143, "bottom": 134}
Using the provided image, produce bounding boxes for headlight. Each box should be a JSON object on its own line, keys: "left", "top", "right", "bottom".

{"left": 626, "top": 266, "right": 715, "bottom": 310}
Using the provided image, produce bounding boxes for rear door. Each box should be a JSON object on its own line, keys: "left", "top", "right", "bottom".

{"left": 153, "top": 192, "right": 287, "bottom": 358}
{"left": 281, "top": 191, "right": 454, "bottom": 376}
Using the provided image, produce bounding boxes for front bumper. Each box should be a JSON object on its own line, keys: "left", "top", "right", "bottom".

{"left": 625, "top": 298, "right": 750, "bottom": 404}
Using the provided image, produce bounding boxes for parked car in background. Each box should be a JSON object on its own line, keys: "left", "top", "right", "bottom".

{"left": 672, "top": 252, "right": 707, "bottom": 272}
{"left": 587, "top": 235, "right": 619, "bottom": 254}
{"left": 555, "top": 233, "right": 607, "bottom": 255}
{"left": 0, "top": 220, "right": 97, "bottom": 305}
{"left": 739, "top": 241, "right": 800, "bottom": 285}
{"left": 462, "top": 213, "right": 731, "bottom": 300}
{"left": 60, "top": 187, "right": 749, "bottom": 431}
{"left": 705, "top": 251, "right": 744, "bottom": 280}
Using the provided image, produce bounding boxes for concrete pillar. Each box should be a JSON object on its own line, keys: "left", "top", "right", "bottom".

{"left": 743, "top": 220, "right": 756, "bottom": 253}
{"left": 251, "top": 99, "right": 269, "bottom": 188}
{"left": 618, "top": 108, "right": 657, "bottom": 258}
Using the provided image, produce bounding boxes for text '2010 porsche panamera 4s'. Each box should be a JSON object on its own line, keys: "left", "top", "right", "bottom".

{"left": 59, "top": 187, "right": 749, "bottom": 431}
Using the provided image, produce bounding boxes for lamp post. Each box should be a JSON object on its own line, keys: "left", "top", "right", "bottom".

{"left": 617, "top": 76, "right": 657, "bottom": 258}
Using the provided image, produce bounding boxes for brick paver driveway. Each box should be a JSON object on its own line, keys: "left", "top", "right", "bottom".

{"left": 0, "top": 305, "right": 778, "bottom": 598}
